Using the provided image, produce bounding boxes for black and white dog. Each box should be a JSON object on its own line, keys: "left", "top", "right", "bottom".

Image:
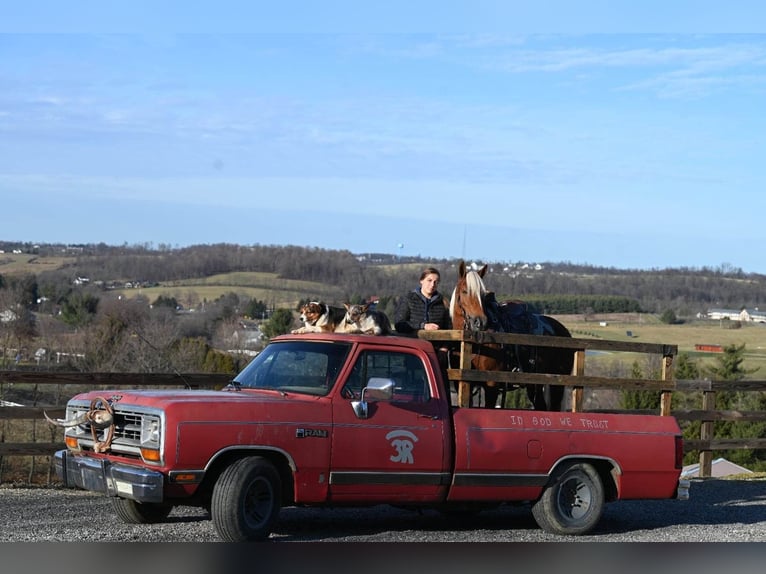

{"left": 339, "top": 303, "right": 392, "bottom": 335}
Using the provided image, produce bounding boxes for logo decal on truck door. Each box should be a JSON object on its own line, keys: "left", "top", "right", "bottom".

{"left": 385, "top": 429, "right": 419, "bottom": 464}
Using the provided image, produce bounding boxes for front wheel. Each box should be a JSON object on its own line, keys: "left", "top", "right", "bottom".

{"left": 211, "top": 456, "right": 282, "bottom": 542}
{"left": 531, "top": 462, "right": 604, "bottom": 535}
{"left": 111, "top": 498, "right": 174, "bottom": 523}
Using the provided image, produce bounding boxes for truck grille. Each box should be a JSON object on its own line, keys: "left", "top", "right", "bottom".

{"left": 63, "top": 401, "right": 163, "bottom": 460}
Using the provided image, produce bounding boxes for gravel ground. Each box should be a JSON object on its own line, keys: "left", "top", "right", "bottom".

{"left": 1, "top": 477, "right": 765, "bottom": 543}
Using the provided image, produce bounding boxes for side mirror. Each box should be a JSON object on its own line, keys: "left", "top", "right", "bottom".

{"left": 351, "top": 377, "right": 395, "bottom": 419}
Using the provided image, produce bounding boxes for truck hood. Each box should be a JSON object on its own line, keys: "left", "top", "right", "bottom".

{"left": 68, "top": 387, "right": 326, "bottom": 416}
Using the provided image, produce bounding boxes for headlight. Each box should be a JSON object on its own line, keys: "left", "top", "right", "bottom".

{"left": 140, "top": 415, "right": 161, "bottom": 448}
{"left": 65, "top": 407, "right": 90, "bottom": 436}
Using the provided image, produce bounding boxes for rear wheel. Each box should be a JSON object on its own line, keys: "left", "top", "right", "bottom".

{"left": 531, "top": 462, "right": 604, "bottom": 535}
{"left": 111, "top": 498, "right": 174, "bottom": 524}
{"left": 211, "top": 456, "right": 282, "bottom": 542}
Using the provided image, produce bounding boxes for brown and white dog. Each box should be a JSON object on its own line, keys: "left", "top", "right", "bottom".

{"left": 339, "top": 303, "right": 392, "bottom": 335}
{"left": 291, "top": 301, "right": 348, "bottom": 333}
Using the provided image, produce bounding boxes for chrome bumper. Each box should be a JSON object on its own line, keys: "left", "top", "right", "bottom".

{"left": 676, "top": 478, "right": 691, "bottom": 501}
{"left": 54, "top": 449, "right": 164, "bottom": 503}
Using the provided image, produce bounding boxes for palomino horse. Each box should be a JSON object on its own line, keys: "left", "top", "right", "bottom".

{"left": 449, "top": 260, "right": 575, "bottom": 411}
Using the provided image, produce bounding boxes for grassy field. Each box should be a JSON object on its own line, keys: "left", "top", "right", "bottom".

{"left": 112, "top": 271, "right": 344, "bottom": 309}
{"left": 556, "top": 313, "right": 766, "bottom": 380}
{"left": 0, "top": 252, "right": 70, "bottom": 275}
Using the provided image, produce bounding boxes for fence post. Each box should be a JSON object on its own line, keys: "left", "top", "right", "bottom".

{"left": 699, "top": 390, "right": 716, "bottom": 477}
{"left": 660, "top": 353, "right": 674, "bottom": 416}
{"left": 570, "top": 349, "right": 585, "bottom": 412}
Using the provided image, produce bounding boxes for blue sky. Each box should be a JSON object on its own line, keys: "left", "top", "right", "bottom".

{"left": 2, "top": 3, "right": 766, "bottom": 273}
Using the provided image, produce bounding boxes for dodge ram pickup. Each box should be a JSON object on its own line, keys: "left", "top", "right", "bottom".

{"left": 53, "top": 332, "right": 688, "bottom": 541}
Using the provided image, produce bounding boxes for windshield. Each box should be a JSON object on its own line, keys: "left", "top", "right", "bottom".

{"left": 232, "top": 340, "right": 352, "bottom": 396}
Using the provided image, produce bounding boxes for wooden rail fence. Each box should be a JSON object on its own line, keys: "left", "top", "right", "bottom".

{"left": 2, "top": 330, "right": 765, "bottom": 482}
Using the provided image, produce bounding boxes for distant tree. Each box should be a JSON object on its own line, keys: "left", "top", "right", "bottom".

{"left": 674, "top": 352, "right": 700, "bottom": 380}
{"left": 153, "top": 295, "right": 179, "bottom": 309}
{"left": 673, "top": 353, "right": 704, "bottom": 465}
{"left": 245, "top": 298, "right": 268, "bottom": 319}
{"left": 59, "top": 290, "right": 100, "bottom": 328}
{"left": 261, "top": 308, "right": 295, "bottom": 338}
{"left": 704, "top": 343, "right": 758, "bottom": 382}
{"left": 659, "top": 309, "right": 678, "bottom": 324}
{"left": 620, "top": 360, "right": 661, "bottom": 411}
{"left": 0, "top": 281, "right": 39, "bottom": 366}
{"left": 702, "top": 344, "right": 763, "bottom": 470}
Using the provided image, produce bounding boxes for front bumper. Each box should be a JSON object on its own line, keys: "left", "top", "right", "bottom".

{"left": 54, "top": 449, "right": 164, "bottom": 504}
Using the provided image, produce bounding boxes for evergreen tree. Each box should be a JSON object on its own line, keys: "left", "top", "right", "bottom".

{"left": 673, "top": 352, "right": 705, "bottom": 465}
{"left": 261, "top": 308, "right": 295, "bottom": 338}
{"left": 620, "top": 360, "right": 661, "bottom": 411}
{"left": 703, "top": 344, "right": 763, "bottom": 470}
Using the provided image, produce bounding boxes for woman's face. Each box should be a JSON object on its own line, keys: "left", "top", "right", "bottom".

{"left": 420, "top": 273, "right": 440, "bottom": 298}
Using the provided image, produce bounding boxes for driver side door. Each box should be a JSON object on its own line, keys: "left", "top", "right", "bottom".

{"left": 329, "top": 347, "right": 449, "bottom": 502}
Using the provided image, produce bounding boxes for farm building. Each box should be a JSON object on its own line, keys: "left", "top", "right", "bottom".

{"left": 706, "top": 308, "right": 766, "bottom": 323}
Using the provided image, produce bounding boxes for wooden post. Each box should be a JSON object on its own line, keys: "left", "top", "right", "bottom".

{"left": 457, "top": 340, "right": 472, "bottom": 408}
{"left": 570, "top": 349, "right": 585, "bottom": 412}
{"left": 699, "top": 390, "right": 715, "bottom": 478}
{"left": 660, "top": 354, "right": 674, "bottom": 416}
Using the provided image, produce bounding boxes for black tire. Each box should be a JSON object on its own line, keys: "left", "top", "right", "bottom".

{"left": 531, "top": 462, "right": 604, "bottom": 535}
{"left": 211, "top": 456, "right": 282, "bottom": 542}
{"left": 111, "top": 498, "right": 174, "bottom": 524}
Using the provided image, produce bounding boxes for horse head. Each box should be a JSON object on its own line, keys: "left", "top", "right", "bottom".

{"left": 450, "top": 260, "right": 489, "bottom": 332}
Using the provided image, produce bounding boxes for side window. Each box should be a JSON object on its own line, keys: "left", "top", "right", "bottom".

{"left": 342, "top": 351, "right": 430, "bottom": 403}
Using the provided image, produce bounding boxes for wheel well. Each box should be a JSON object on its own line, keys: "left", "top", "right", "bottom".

{"left": 199, "top": 449, "right": 295, "bottom": 507}
{"left": 549, "top": 457, "right": 619, "bottom": 502}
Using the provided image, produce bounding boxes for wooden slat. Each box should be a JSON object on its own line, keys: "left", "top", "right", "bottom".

{"left": 0, "top": 443, "right": 64, "bottom": 456}
{"left": 419, "top": 329, "right": 678, "bottom": 355}
{"left": 445, "top": 369, "right": 678, "bottom": 390}
{"left": 673, "top": 409, "right": 766, "bottom": 422}
{"left": 0, "top": 406, "right": 65, "bottom": 420}
{"left": 684, "top": 438, "right": 766, "bottom": 451}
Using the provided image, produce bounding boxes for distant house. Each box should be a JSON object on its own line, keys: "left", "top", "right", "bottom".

{"left": 0, "top": 309, "right": 18, "bottom": 323}
{"left": 681, "top": 457, "right": 754, "bottom": 478}
{"left": 706, "top": 307, "right": 766, "bottom": 323}
{"left": 744, "top": 308, "right": 766, "bottom": 323}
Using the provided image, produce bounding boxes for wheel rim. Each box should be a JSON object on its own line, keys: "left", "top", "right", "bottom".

{"left": 242, "top": 475, "right": 275, "bottom": 528}
{"left": 556, "top": 474, "right": 592, "bottom": 521}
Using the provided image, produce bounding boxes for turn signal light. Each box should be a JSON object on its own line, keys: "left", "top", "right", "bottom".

{"left": 141, "top": 448, "right": 161, "bottom": 463}
{"left": 65, "top": 436, "right": 79, "bottom": 449}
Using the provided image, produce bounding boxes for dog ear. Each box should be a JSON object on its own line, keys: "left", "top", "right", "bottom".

{"left": 344, "top": 303, "right": 351, "bottom": 310}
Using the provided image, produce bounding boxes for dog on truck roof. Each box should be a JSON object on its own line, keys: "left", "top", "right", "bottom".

{"left": 339, "top": 303, "right": 392, "bottom": 335}
{"left": 291, "top": 301, "right": 347, "bottom": 333}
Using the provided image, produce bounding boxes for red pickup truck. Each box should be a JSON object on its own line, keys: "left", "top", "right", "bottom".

{"left": 53, "top": 332, "right": 688, "bottom": 541}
